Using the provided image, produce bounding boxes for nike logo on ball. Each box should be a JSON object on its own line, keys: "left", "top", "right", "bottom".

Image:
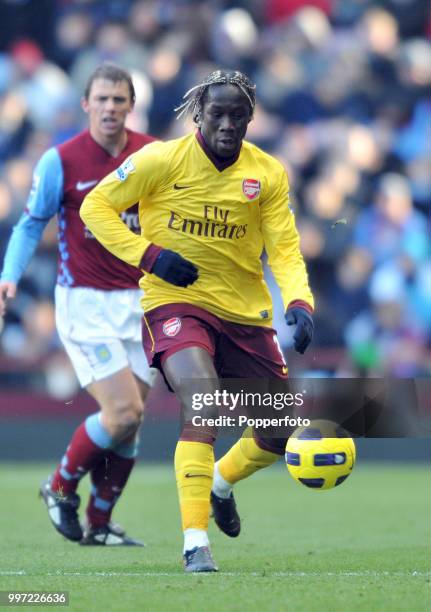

{"left": 173, "top": 183, "right": 192, "bottom": 190}
{"left": 76, "top": 180, "right": 98, "bottom": 191}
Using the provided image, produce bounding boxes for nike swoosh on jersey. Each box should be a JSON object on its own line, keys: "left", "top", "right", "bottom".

{"left": 76, "top": 180, "right": 98, "bottom": 191}
{"left": 173, "top": 183, "right": 192, "bottom": 190}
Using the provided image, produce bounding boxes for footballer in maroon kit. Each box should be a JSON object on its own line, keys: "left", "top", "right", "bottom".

{"left": 0, "top": 64, "right": 155, "bottom": 546}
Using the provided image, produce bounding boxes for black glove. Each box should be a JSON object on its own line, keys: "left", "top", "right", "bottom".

{"left": 152, "top": 249, "right": 198, "bottom": 287}
{"left": 285, "top": 307, "right": 314, "bottom": 354}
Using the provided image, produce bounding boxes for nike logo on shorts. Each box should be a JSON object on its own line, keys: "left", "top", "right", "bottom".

{"left": 76, "top": 180, "right": 98, "bottom": 191}
{"left": 173, "top": 183, "right": 192, "bottom": 190}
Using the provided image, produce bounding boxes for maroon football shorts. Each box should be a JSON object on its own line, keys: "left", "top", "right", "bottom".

{"left": 142, "top": 303, "right": 288, "bottom": 381}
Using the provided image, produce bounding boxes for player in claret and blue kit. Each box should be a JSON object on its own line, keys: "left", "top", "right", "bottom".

{"left": 81, "top": 70, "right": 314, "bottom": 570}
{"left": 0, "top": 64, "right": 155, "bottom": 546}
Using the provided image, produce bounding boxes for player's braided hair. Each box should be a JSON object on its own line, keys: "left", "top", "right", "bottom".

{"left": 175, "top": 69, "right": 256, "bottom": 122}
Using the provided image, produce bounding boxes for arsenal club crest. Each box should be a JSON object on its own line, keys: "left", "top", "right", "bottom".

{"left": 163, "top": 317, "right": 182, "bottom": 337}
{"left": 242, "top": 178, "right": 261, "bottom": 200}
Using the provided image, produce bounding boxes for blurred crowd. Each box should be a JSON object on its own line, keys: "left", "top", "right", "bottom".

{"left": 1, "top": 0, "right": 431, "bottom": 394}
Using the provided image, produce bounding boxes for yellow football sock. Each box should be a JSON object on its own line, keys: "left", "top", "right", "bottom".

{"left": 218, "top": 428, "right": 280, "bottom": 485}
{"left": 175, "top": 440, "right": 214, "bottom": 531}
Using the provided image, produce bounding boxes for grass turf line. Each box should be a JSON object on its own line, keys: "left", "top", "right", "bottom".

{"left": 0, "top": 463, "right": 430, "bottom": 611}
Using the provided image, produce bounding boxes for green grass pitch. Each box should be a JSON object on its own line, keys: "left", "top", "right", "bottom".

{"left": 0, "top": 462, "right": 430, "bottom": 611}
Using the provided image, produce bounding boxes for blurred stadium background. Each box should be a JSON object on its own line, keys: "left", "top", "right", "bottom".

{"left": 1, "top": 0, "right": 431, "bottom": 462}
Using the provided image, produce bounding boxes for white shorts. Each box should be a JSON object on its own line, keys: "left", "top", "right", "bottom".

{"left": 55, "top": 285, "right": 156, "bottom": 388}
